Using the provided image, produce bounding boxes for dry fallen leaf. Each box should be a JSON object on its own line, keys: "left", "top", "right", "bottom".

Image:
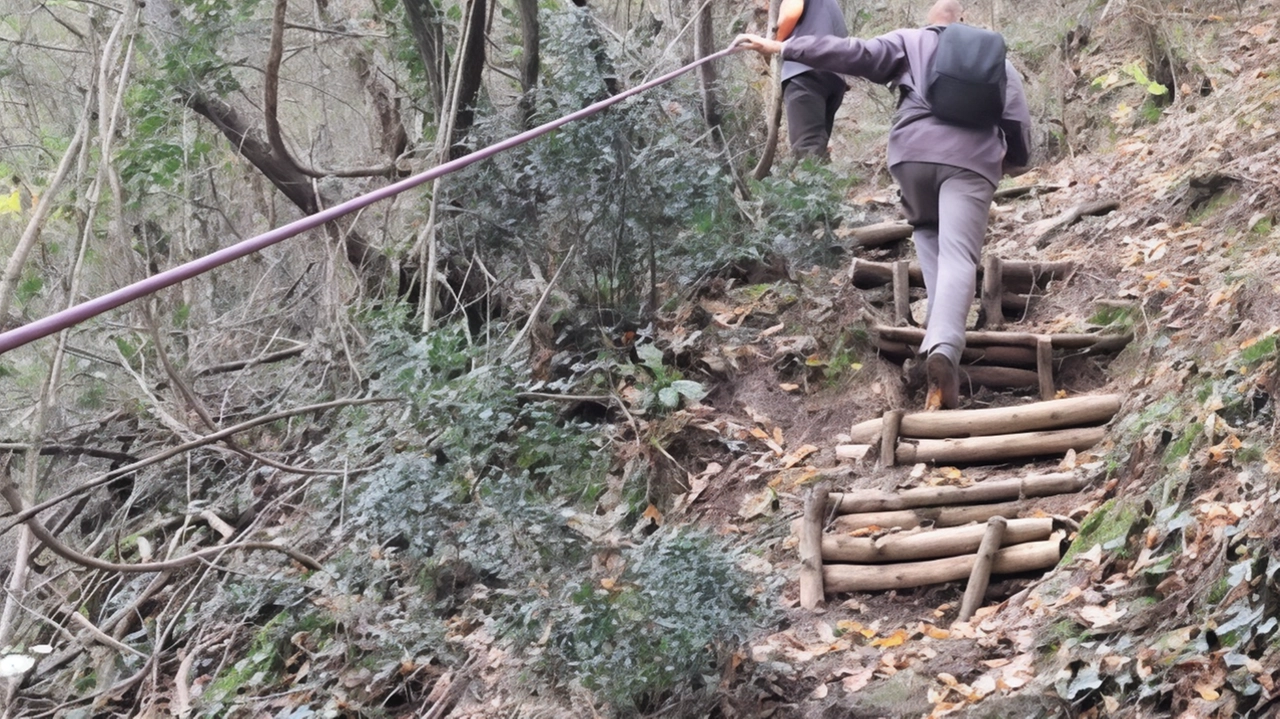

{"left": 841, "top": 665, "right": 875, "bottom": 693}
{"left": 1079, "top": 601, "right": 1127, "bottom": 629}
{"left": 870, "top": 629, "right": 908, "bottom": 648}
{"left": 920, "top": 623, "right": 951, "bottom": 640}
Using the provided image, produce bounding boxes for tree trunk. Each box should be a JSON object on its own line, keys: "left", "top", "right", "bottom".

{"left": 694, "top": 0, "right": 722, "bottom": 131}
{"left": 401, "top": 0, "right": 449, "bottom": 118}
{"left": 750, "top": 0, "right": 783, "bottom": 179}
{"left": 185, "top": 92, "right": 388, "bottom": 289}
{"left": 449, "top": 0, "right": 488, "bottom": 159}
{"left": 515, "top": 0, "right": 540, "bottom": 130}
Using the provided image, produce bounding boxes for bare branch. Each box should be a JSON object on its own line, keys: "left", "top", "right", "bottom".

{"left": 0, "top": 481, "right": 323, "bottom": 572}
{"left": 0, "top": 396, "right": 394, "bottom": 533}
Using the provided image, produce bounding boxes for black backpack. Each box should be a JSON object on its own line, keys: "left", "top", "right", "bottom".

{"left": 926, "top": 23, "right": 1007, "bottom": 128}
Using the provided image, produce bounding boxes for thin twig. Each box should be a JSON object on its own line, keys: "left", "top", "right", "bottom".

{"left": 0, "top": 397, "right": 393, "bottom": 533}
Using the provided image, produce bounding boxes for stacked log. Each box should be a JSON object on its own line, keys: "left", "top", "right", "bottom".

{"left": 838, "top": 395, "right": 1120, "bottom": 466}
{"left": 872, "top": 325, "right": 1132, "bottom": 399}
{"left": 801, "top": 471, "right": 1085, "bottom": 609}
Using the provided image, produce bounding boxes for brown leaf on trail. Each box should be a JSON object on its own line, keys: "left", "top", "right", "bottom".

{"left": 759, "top": 322, "right": 785, "bottom": 338}
{"left": 749, "top": 427, "right": 784, "bottom": 455}
{"left": 837, "top": 620, "right": 878, "bottom": 639}
{"left": 778, "top": 382, "right": 801, "bottom": 392}
{"left": 772, "top": 426, "right": 785, "bottom": 446}
{"left": 781, "top": 444, "right": 818, "bottom": 468}
{"left": 1079, "top": 601, "right": 1127, "bottom": 629}
{"left": 1195, "top": 684, "right": 1221, "bottom": 701}
{"left": 871, "top": 629, "right": 908, "bottom": 648}
{"left": 840, "top": 665, "right": 875, "bottom": 693}
{"left": 742, "top": 405, "right": 772, "bottom": 427}
{"left": 920, "top": 623, "right": 951, "bottom": 640}
{"left": 738, "top": 488, "right": 775, "bottom": 520}
{"left": 642, "top": 504, "right": 663, "bottom": 525}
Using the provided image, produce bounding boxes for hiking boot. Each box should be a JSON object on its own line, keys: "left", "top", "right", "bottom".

{"left": 925, "top": 351, "right": 960, "bottom": 411}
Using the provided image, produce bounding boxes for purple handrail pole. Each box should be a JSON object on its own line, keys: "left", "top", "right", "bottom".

{"left": 0, "top": 47, "right": 740, "bottom": 356}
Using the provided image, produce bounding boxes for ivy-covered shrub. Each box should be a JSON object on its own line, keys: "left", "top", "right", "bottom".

{"left": 524, "top": 528, "right": 762, "bottom": 717}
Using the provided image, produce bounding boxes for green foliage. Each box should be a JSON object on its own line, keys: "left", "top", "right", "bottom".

{"left": 442, "top": 8, "right": 744, "bottom": 314}
{"left": 15, "top": 273, "right": 42, "bottom": 305}
{"left": 1164, "top": 422, "right": 1202, "bottom": 465}
{"left": 1088, "top": 304, "right": 1136, "bottom": 329}
{"left": 1065, "top": 499, "right": 1140, "bottom": 562}
{"left": 119, "top": 79, "right": 214, "bottom": 196}
{"left": 529, "top": 529, "right": 762, "bottom": 716}
{"left": 1091, "top": 61, "right": 1168, "bottom": 96}
{"left": 1239, "top": 335, "right": 1278, "bottom": 367}
{"left": 630, "top": 343, "right": 707, "bottom": 414}
{"left": 748, "top": 160, "right": 854, "bottom": 267}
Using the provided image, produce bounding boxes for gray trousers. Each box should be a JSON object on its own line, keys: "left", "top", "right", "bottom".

{"left": 783, "top": 70, "right": 846, "bottom": 159}
{"left": 889, "top": 162, "right": 996, "bottom": 364}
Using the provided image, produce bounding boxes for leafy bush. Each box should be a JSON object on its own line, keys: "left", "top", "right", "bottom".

{"left": 529, "top": 529, "right": 762, "bottom": 716}
{"left": 748, "top": 159, "right": 856, "bottom": 268}
{"left": 439, "top": 7, "right": 746, "bottom": 314}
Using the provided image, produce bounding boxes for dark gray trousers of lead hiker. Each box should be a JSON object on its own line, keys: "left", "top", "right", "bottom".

{"left": 782, "top": 70, "right": 847, "bottom": 160}
{"left": 889, "top": 161, "right": 996, "bottom": 364}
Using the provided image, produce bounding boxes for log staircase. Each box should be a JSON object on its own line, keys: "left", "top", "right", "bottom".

{"left": 800, "top": 212, "right": 1131, "bottom": 620}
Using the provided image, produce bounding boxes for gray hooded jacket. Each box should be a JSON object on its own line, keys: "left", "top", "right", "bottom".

{"left": 782, "top": 27, "right": 1032, "bottom": 186}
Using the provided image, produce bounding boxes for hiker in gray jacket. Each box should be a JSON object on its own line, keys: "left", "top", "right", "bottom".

{"left": 735, "top": 0, "right": 1032, "bottom": 410}
{"left": 776, "top": 0, "right": 849, "bottom": 159}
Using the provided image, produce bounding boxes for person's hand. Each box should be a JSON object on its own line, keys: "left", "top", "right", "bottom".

{"left": 732, "top": 33, "right": 783, "bottom": 56}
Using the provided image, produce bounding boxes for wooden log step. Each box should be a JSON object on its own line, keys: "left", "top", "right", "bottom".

{"left": 957, "top": 517, "right": 1009, "bottom": 622}
{"left": 961, "top": 365, "right": 1040, "bottom": 390}
{"left": 799, "top": 483, "right": 830, "bottom": 610}
{"left": 830, "top": 473, "right": 1088, "bottom": 514}
{"left": 873, "top": 325, "right": 1133, "bottom": 353}
{"left": 831, "top": 500, "right": 1030, "bottom": 532}
{"left": 847, "top": 221, "right": 913, "bottom": 248}
{"left": 846, "top": 394, "right": 1121, "bottom": 443}
{"left": 876, "top": 339, "right": 1038, "bottom": 369}
{"left": 850, "top": 259, "right": 1076, "bottom": 294}
{"left": 823, "top": 533, "right": 1065, "bottom": 593}
{"left": 898, "top": 427, "right": 1106, "bottom": 465}
{"left": 822, "top": 517, "right": 1053, "bottom": 563}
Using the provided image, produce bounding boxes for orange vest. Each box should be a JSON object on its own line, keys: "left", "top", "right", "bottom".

{"left": 777, "top": 0, "right": 805, "bottom": 41}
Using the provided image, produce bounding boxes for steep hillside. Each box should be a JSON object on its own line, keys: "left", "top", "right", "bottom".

{"left": 720, "top": 2, "right": 1280, "bottom": 718}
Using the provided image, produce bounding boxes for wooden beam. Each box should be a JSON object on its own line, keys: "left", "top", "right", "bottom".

{"left": 823, "top": 533, "right": 1064, "bottom": 593}
{"left": 957, "top": 517, "right": 1008, "bottom": 622}
{"left": 876, "top": 339, "right": 1038, "bottom": 369}
{"left": 846, "top": 394, "right": 1121, "bottom": 443}
{"left": 830, "top": 473, "right": 1086, "bottom": 514}
{"left": 980, "top": 255, "right": 1004, "bottom": 330}
{"left": 895, "top": 427, "right": 1106, "bottom": 465}
{"left": 822, "top": 517, "right": 1051, "bottom": 563}
{"left": 799, "top": 483, "right": 829, "bottom": 610}
{"left": 893, "top": 260, "right": 913, "bottom": 326}
{"left": 880, "top": 409, "right": 904, "bottom": 469}
{"left": 831, "top": 500, "right": 1029, "bottom": 532}
{"left": 1037, "top": 336, "right": 1056, "bottom": 401}
{"left": 961, "top": 365, "right": 1039, "bottom": 390}
{"left": 874, "top": 325, "right": 1133, "bottom": 352}
{"left": 848, "top": 221, "right": 913, "bottom": 248}
{"left": 850, "top": 259, "right": 1075, "bottom": 294}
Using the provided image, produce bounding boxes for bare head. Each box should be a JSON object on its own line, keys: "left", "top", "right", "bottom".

{"left": 926, "top": 0, "right": 963, "bottom": 25}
